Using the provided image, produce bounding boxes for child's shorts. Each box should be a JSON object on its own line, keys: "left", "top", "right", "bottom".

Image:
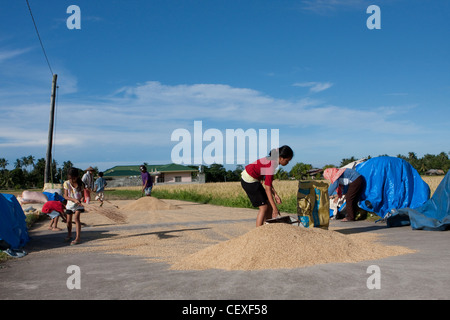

{"left": 95, "top": 192, "right": 104, "bottom": 201}
{"left": 241, "top": 179, "right": 268, "bottom": 207}
{"left": 65, "top": 208, "right": 85, "bottom": 215}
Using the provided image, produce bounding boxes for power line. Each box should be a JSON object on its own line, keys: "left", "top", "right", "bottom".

{"left": 25, "top": 0, "right": 54, "bottom": 75}
{"left": 25, "top": 1, "right": 59, "bottom": 185}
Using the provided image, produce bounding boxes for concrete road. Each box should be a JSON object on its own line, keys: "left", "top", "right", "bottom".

{"left": 1, "top": 211, "right": 450, "bottom": 301}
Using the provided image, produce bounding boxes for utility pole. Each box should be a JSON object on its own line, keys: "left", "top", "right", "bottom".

{"left": 44, "top": 74, "right": 58, "bottom": 184}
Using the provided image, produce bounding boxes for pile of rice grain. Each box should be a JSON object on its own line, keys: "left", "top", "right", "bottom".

{"left": 170, "top": 223, "right": 415, "bottom": 271}
{"left": 121, "top": 197, "right": 179, "bottom": 211}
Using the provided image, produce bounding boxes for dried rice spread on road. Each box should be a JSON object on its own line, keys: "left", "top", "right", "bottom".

{"left": 121, "top": 197, "right": 180, "bottom": 211}
{"left": 170, "top": 223, "right": 415, "bottom": 271}
{"left": 84, "top": 205, "right": 127, "bottom": 224}
{"left": 29, "top": 199, "right": 415, "bottom": 271}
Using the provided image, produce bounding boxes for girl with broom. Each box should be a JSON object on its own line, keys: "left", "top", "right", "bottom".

{"left": 63, "top": 167, "right": 85, "bottom": 245}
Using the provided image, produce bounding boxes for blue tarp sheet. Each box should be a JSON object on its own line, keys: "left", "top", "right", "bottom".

{"left": 389, "top": 171, "right": 450, "bottom": 231}
{"left": 0, "top": 193, "right": 30, "bottom": 249}
{"left": 43, "top": 191, "right": 65, "bottom": 202}
{"left": 355, "top": 157, "right": 430, "bottom": 218}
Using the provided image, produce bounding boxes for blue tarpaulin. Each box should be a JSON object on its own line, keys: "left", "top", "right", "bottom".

{"left": 43, "top": 191, "right": 65, "bottom": 202}
{"left": 388, "top": 171, "right": 450, "bottom": 231}
{"left": 0, "top": 193, "right": 30, "bottom": 249}
{"left": 355, "top": 157, "right": 430, "bottom": 218}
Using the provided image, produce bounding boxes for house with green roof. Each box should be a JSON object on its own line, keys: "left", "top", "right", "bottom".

{"left": 103, "top": 163, "right": 201, "bottom": 187}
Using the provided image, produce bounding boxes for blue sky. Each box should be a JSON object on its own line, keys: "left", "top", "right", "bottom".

{"left": 1, "top": 0, "right": 449, "bottom": 172}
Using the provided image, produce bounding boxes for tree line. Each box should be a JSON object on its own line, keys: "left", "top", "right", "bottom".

{"left": 195, "top": 151, "right": 450, "bottom": 182}
{"left": 1, "top": 151, "right": 448, "bottom": 189}
{"left": 0, "top": 156, "right": 74, "bottom": 190}
{"left": 277, "top": 152, "right": 450, "bottom": 180}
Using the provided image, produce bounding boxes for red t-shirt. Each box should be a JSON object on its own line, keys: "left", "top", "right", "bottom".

{"left": 42, "top": 201, "right": 65, "bottom": 214}
{"left": 245, "top": 158, "right": 277, "bottom": 187}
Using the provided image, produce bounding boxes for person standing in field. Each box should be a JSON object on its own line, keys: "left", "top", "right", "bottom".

{"left": 241, "top": 145, "right": 294, "bottom": 227}
{"left": 140, "top": 165, "right": 153, "bottom": 196}
{"left": 94, "top": 171, "right": 107, "bottom": 206}
{"left": 63, "top": 167, "right": 85, "bottom": 245}
{"left": 324, "top": 167, "right": 365, "bottom": 221}
{"left": 82, "top": 166, "right": 95, "bottom": 204}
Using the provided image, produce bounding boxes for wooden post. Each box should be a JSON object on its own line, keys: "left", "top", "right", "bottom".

{"left": 44, "top": 74, "right": 58, "bottom": 184}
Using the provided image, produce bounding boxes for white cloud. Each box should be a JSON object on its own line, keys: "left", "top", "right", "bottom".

{"left": 0, "top": 81, "right": 429, "bottom": 169}
{"left": 293, "top": 81, "right": 334, "bottom": 93}
{"left": 84, "top": 81, "right": 418, "bottom": 135}
{"left": 0, "top": 129, "right": 80, "bottom": 148}
{"left": 0, "top": 48, "right": 32, "bottom": 63}
{"left": 0, "top": 46, "right": 79, "bottom": 103}
{"left": 1, "top": 81, "right": 416, "bottom": 145}
{"left": 300, "top": 0, "right": 371, "bottom": 14}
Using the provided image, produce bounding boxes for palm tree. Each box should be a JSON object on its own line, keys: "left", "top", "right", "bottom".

{"left": 0, "top": 158, "right": 8, "bottom": 170}
{"left": 21, "top": 156, "right": 34, "bottom": 172}
{"left": 340, "top": 156, "right": 356, "bottom": 167}
{"left": 14, "top": 158, "right": 22, "bottom": 169}
{"left": 27, "top": 155, "right": 35, "bottom": 170}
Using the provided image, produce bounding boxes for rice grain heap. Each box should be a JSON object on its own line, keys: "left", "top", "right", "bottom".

{"left": 121, "top": 197, "right": 179, "bottom": 211}
{"left": 171, "top": 223, "right": 415, "bottom": 271}
{"left": 86, "top": 205, "right": 127, "bottom": 224}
